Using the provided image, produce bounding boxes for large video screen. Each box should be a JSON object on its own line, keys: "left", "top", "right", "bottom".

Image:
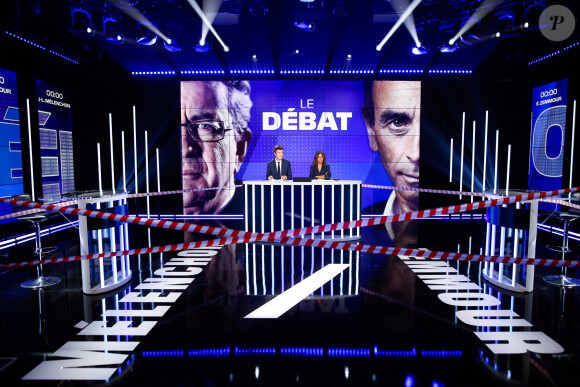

{"left": 528, "top": 79, "right": 568, "bottom": 192}
{"left": 180, "top": 80, "right": 421, "bottom": 215}
{"left": 0, "top": 68, "right": 24, "bottom": 223}
{"left": 36, "top": 80, "right": 74, "bottom": 202}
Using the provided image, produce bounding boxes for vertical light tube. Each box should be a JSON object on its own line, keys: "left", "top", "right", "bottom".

{"left": 449, "top": 138, "right": 453, "bottom": 183}
{"left": 145, "top": 131, "right": 150, "bottom": 215}
{"left": 482, "top": 112, "right": 488, "bottom": 198}
{"left": 122, "top": 131, "right": 127, "bottom": 193}
{"left": 156, "top": 148, "right": 161, "bottom": 193}
{"left": 569, "top": 100, "right": 576, "bottom": 199}
{"left": 145, "top": 131, "right": 150, "bottom": 246}
{"left": 471, "top": 120, "right": 476, "bottom": 203}
{"left": 506, "top": 145, "right": 511, "bottom": 197}
{"left": 493, "top": 130, "right": 499, "bottom": 194}
{"left": 459, "top": 112, "right": 465, "bottom": 199}
{"left": 109, "top": 113, "right": 116, "bottom": 194}
{"left": 26, "top": 99, "right": 36, "bottom": 201}
{"left": 97, "top": 144, "right": 103, "bottom": 196}
{"left": 133, "top": 106, "right": 138, "bottom": 194}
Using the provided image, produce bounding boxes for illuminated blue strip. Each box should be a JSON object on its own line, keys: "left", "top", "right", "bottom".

{"left": 0, "top": 220, "right": 79, "bottom": 250}
{"left": 380, "top": 69, "right": 424, "bottom": 74}
{"left": 189, "top": 347, "right": 230, "bottom": 357}
{"left": 4, "top": 31, "right": 79, "bottom": 64}
{"left": 142, "top": 350, "right": 184, "bottom": 358}
{"left": 529, "top": 42, "right": 579, "bottom": 65}
{"left": 538, "top": 224, "right": 580, "bottom": 242}
{"left": 234, "top": 347, "right": 276, "bottom": 356}
{"left": 374, "top": 346, "right": 417, "bottom": 357}
{"left": 231, "top": 70, "right": 275, "bottom": 74}
{"left": 421, "top": 350, "right": 462, "bottom": 358}
{"left": 132, "top": 71, "right": 176, "bottom": 76}
{"left": 139, "top": 346, "right": 462, "bottom": 359}
{"left": 328, "top": 347, "right": 370, "bottom": 357}
{"left": 428, "top": 69, "right": 472, "bottom": 74}
{"left": 280, "top": 347, "right": 324, "bottom": 357}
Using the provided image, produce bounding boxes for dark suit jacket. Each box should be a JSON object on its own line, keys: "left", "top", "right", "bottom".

{"left": 266, "top": 159, "right": 292, "bottom": 180}
{"left": 309, "top": 164, "right": 331, "bottom": 179}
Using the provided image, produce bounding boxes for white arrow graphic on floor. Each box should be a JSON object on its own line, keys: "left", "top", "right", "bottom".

{"left": 244, "top": 264, "right": 350, "bottom": 319}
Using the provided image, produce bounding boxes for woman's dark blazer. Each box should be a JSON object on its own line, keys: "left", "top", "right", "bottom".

{"left": 309, "top": 164, "right": 331, "bottom": 179}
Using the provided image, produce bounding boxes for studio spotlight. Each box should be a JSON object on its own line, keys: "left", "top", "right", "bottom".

{"left": 294, "top": 21, "right": 315, "bottom": 32}
{"left": 523, "top": 22, "right": 529, "bottom": 28}
{"left": 411, "top": 44, "right": 427, "bottom": 55}
{"left": 250, "top": 0, "right": 269, "bottom": 18}
{"left": 495, "top": 31, "right": 501, "bottom": 38}
{"left": 163, "top": 40, "right": 181, "bottom": 52}
{"left": 294, "top": 49, "right": 300, "bottom": 55}
{"left": 346, "top": 54, "right": 352, "bottom": 60}
{"left": 440, "top": 42, "right": 458, "bottom": 53}
{"left": 70, "top": 8, "right": 93, "bottom": 35}
{"left": 86, "top": 26, "right": 95, "bottom": 36}
{"left": 136, "top": 23, "right": 158, "bottom": 46}
{"left": 194, "top": 40, "right": 211, "bottom": 53}
{"left": 252, "top": 54, "right": 258, "bottom": 61}
{"left": 331, "top": 1, "right": 348, "bottom": 20}
{"left": 524, "top": 2, "right": 544, "bottom": 29}
{"left": 224, "top": 46, "right": 230, "bottom": 52}
{"left": 103, "top": 16, "right": 124, "bottom": 44}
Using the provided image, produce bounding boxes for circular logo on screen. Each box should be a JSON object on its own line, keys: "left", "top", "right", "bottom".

{"left": 539, "top": 5, "right": 575, "bottom": 41}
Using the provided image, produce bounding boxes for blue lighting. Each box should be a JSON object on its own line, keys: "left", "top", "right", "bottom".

{"left": 328, "top": 347, "right": 371, "bottom": 357}
{"left": 180, "top": 70, "right": 224, "bottom": 75}
{"left": 132, "top": 70, "right": 176, "bottom": 76}
{"left": 529, "top": 42, "right": 579, "bottom": 65}
{"left": 4, "top": 31, "right": 79, "bottom": 64}
{"left": 189, "top": 347, "right": 230, "bottom": 357}
{"left": 421, "top": 350, "right": 462, "bottom": 358}
{"left": 428, "top": 69, "right": 472, "bottom": 74}
{"left": 379, "top": 69, "right": 424, "bottom": 74}
{"left": 234, "top": 347, "right": 276, "bottom": 356}
{"left": 142, "top": 350, "right": 184, "bottom": 358}
{"left": 280, "top": 347, "right": 324, "bottom": 357}
{"left": 374, "top": 347, "right": 417, "bottom": 357}
{"left": 405, "top": 375, "right": 416, "bottom": 387}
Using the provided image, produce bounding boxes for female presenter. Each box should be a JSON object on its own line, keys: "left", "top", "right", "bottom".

{"left": 309, "top": 151, "right": 331, "bottom": 180}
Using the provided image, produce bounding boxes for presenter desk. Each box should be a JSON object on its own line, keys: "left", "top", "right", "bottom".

{"left": 244, "top": 180, "right": 362, "bottom": 240}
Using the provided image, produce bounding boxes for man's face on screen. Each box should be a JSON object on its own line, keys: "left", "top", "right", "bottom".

{"left": 365, "top": 81, "right": 420, "bottom": 212}
{"left": 181, "top": 81, "right": 239, "bottom": 214}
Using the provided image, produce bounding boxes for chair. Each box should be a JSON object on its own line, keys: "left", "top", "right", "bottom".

{"left": 11, "top": 194, "right": 61, "bottom": 288}
{"left": 543, "top": 211, "right": 580, "bottom": 287}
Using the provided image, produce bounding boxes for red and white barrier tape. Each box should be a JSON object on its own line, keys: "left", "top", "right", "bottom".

{"left": 539, "top": 198, "right": 580, "bottom": 210}
{"left": 1, "top": 230, "right": 578, "bottom": 270}
{"left": 124, "top": 185, "right": 243, "bottom": 199}
{"left": 361, "top": 184, "right": 488, "bottom": 197}
{"left": 0, "top": 187, "right": 578, "bottom": 248}
{"left": 0, "top": 200, "right": 77, "bottom": 221}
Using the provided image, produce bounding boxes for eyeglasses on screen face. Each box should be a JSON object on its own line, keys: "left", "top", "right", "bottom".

{"left": 180, "top": 120, "right": 233, "bottom": 142}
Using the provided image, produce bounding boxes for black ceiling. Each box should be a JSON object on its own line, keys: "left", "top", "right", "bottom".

{"left": 1, "top": 0, "right": 577, "bottom": 76}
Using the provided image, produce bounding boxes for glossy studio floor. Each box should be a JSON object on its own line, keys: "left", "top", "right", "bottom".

{"left": 0, "top": 204, "right": 579, "bottom": 386}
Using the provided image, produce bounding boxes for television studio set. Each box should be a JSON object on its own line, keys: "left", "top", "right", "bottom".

{"left": 0, "top": 0, "right": 579, "bottom": 385}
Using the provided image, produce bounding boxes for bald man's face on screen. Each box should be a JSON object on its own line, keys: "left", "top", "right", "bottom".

{"left": 364, "top": 81, "right": 421, "bottom": 213}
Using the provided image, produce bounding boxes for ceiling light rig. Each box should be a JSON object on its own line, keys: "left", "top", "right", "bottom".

{"left": 376, "top": 0, "right": 423, "bottom": 51}
{"left": 411, "top": 43, "right": 427, "bottom": 55}
{"left": 294, "top": 21, "right": 316, "bottom": 32}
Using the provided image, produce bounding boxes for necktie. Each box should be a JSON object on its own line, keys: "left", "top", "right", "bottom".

{"left": 277, "top": 162, "right": 281, "bottom": 177}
